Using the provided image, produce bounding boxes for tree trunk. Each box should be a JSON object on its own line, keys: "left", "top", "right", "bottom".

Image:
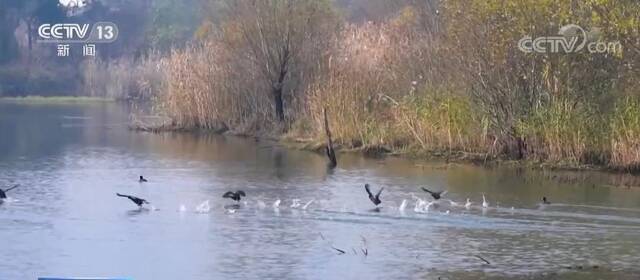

{"left": 273, "top": 87, "right": 285, "bottom": 121}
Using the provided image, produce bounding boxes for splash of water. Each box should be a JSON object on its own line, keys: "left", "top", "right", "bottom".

{"left": 273, "top": 199, "right": 281, "bottom": 209}
{"left": 414, "top": 197, "right": 431, "bottom": 213}
{"left": 399, "top": 199, "right": 407, "bottom": 212}
{"left": 414, "top": 198, "right": 424, "bottom": 213}
{"left": 257, "top": 200, "right": 266, "bottom": 209}
{"left": 0, "top": 197, "right": 18, "bottom": 203}
{"left": 179, "top": 204, "right": 187, "bottom": 212}
{"left": 425, "top": 201, "right": 435, "bottom": 212}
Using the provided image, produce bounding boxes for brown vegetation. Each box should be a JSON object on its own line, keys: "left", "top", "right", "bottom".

{"left": 150, "top": 0, "right": 640, "bottom": 171}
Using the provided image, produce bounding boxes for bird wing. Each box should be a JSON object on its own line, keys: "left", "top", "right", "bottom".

{"left": 116, "top": 193, "right": 128, "bottom": 198}
{"left": 237, "top": 191, "right": 246, "bottom": 197}
{"left": 4, "top": 184, "right": 19, "bottom": 192}
{"left": 364, "top": 184, "right": 374, "bottom": 197}
{"left": 222, "top": 191, "right": 235, "bottom": 198}
{"left": 375, "top": 187, "right": 384, "bottom": 199}
{"left": 421, "top": 187, "right": 434, "bottom": 194}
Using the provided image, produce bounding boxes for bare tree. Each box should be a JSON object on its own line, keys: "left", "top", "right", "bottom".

{"left": 218, "top": 0, "right": 339, "bottom": 123}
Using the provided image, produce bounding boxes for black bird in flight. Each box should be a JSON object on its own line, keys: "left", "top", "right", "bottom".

{"left": 117, "top": 193, "right": 149, "bottom": 207}
{"left": 223, "top": 190, "right": 246, "bottom": 202}
{"left": 0, "top": 185, "right": 19, "bottom": 199}
{"left": 364, "top": 184, "right": 383, "bottom": 206}
{"left": 139, "top": 176, "right": 148, "bottom": 182}
{"left": 542, "top": 196, "right": 551, "bottom": 204}
{"left": 421, "top": 187, "right": 447, "bottom": 200}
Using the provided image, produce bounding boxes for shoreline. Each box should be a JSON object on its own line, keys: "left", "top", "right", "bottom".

{"left": 129, "top": 122, "right": 636, "bottom": 177}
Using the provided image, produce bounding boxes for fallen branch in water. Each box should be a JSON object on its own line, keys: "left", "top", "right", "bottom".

{"left": 475, "top": 255, "right": 491, "bottom": 265}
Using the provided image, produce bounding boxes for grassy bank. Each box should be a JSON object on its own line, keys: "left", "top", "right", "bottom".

{"left": 143, "top": 0, "right": 640, "bottom": 172}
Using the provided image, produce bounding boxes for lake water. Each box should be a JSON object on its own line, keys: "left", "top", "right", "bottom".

{"left": 1, "top": 102, "right": 640, "bottom": 280}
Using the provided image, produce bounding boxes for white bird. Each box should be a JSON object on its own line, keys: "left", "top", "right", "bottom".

{"left": 179, "top": 204, "right": 187, "bottom": 212}
{"left": 273, "top": 199, "right": 281, "bottom": 208}
{"left": 464, "top": 198, "right": 472, "bottom": 209}
{"left": 399, "top": 199, "right": 407, "bottom": 212}
{"left": 482, "top": 194, "right": 489, "bottom": 208}
{"left": 302, "top": 199, "right": 314, "bottom": 210}
{"left": 448, "top": 199, "right": 459, "bottom": 207}
{"left": 290, "top": 199, "right": 301, "bottom": 208}
{"left": 414, "top": 198, "right": 427, "bottom": 213}
{"left": 196, "top": 200, "right": 210, "bottom": 213}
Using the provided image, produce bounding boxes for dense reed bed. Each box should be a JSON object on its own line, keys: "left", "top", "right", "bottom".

{"left": 149, "top": 0, "right": 640, "bottom": 171}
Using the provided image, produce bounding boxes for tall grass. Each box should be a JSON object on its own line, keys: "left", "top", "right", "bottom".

{"left": 303, "top": 21, "right": 486, "bottom": 155}
{"left": 516, "top": 100, "right": 603, "bottom": 164}
{"left": 610, "top": 98, "right": 640, "bottom": 170}
{"left": 159, "top": 42, "right": 275, "bottom": 133}
{"left": 79, "top": 53, "right": 165, "bottom": 100}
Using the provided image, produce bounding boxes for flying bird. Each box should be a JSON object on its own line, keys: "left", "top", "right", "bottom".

{"left": 364, "top": 184, "right": 383, "bottom": 206}
{"left": 117, "top": 193, "right": 149, "bottom": 207}
{"left": 421, "top": 187, "right": 447, "bottom": 200}
{"left": 0, "top": 185, "right": 19, "bottom": 199}
{"left": 139, "top": 176, "right": 148, "bottom": 182}
{"left": 222, "top": 190, "right": 246, "bottom": 202}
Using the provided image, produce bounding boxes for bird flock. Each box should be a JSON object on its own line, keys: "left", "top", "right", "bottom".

{"left": 98, "top": 175, "right": 551, "bottom": 216}
{"left": 0, "top": 176, "right": 550, "bottom": 216}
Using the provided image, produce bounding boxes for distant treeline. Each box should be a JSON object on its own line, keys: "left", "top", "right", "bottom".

{"left": 0, "top": 0, "right": 401, "bottom": 97}
{"left": 0, "top": 0, "right": 199, "bottom": 98}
